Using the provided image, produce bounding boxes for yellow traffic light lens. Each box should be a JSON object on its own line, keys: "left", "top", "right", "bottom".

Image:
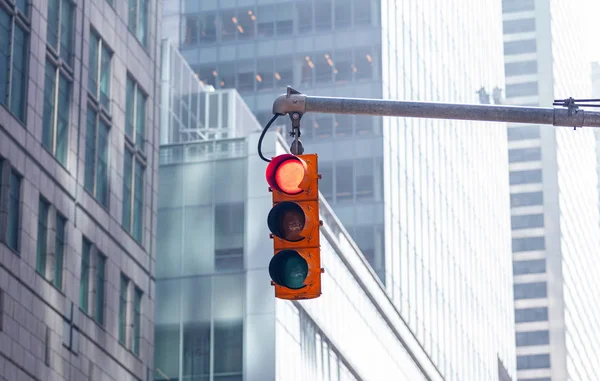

{"left": 275, "top": 160, "right": 304, "bottom": 195}
{"left": 269, "top": 250, "right": 308, "bottom": 289}
{"left": 268, "top": 202, "right": 306, "bottom": 241}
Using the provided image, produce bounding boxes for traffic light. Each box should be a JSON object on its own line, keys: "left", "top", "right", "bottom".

{"left": 266, "top": 153, "right": 323, "bottom": 300}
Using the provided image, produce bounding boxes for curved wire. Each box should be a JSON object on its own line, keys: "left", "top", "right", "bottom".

{"left": 258, "top": 114, "right": 281, "bottom": 163}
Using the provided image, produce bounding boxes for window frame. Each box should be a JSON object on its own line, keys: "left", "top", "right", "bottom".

{"left": 84, "top": 106, "right": 111, "bottom": 208}
{"left": 128, "top": 0, "right": 148, "bottom": 46}
{"left": 42, "top": 57, "right": 72, "bottom": 167}
{"left": 87, "top": 29, "right": 113, "bottom": 114}
{"left": 0, "top": 1, "right": 31, "bottom": 123}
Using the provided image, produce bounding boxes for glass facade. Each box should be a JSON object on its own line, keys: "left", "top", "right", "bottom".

{"left": 502, "top": 0, "right": 600, "bottom": 380}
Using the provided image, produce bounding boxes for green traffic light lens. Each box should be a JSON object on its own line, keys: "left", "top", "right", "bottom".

{"left": 269, "top": 250, "right": 308, "bottom": 289}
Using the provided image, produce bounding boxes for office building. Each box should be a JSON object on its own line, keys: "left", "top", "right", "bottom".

{"left": 155, "top": 39, "right": 445, "bottom": 381}
{"left": 502, "top": 1, "right": 600, "bottom": 380}
{"left": 0, "top": 0, "right": 160, "bottom": 379}
{"left": 155, "top": 27, "right": 515, "bottom": 380}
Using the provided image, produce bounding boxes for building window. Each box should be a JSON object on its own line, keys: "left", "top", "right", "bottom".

{"left": 506, "top": 82, "right": 538, "bottom": 98}
{"left": 35, "top": 198, "right": 67, "bottom": 289}
{"left": 512, "top": 214, "right": 544, "bottom": 229}
{"left": 128, "top": 0, "right": 148, "bottom": 46}
{"left": 215, "top": 203, "right": 244, "bottom": 271}
{"left": 511, "top": 191, "right": 543, "bottom": 207}
{"left": 123, "top": 76, "right": 146, "bottom": 243}
{"left": 354, "top": 0, "right": 372, "bottom": 25}
{"left": 513, "top": 259, "right": 546, "bottom": 275}
{"left": 512, "top": 236, "right": 545, "bottom": 252}
{"left": 296, "top": 1, "right": 312, "bottom": 33}
{"left": 336, "top": 162, "right": 353, "bottom": 202}
{"left": 46, "top": 0, "right": 74, "bottom": 63}
{"left": 119, "top": 274, "right": 128, "bottom": 345}
{"left": 199, "top": 14, "right": 217, "bottom": 43}
{"left": 79, "top": 238, "right": 107, "bottom": 325}
{"left": 355, "top": 158, "right": 374, "bottom": 200}
{"left": 514, "top": 282, "right": 547, "bottom": 300}
{"left": 0, "top": 1, "right": 29, "bottom": 122}
{"left": 503, "top": 0, "right": 535, "bottom": 13}
{"left": 214, "top": 321, "right": 243, "bottom": 377}
{"left": 516, "top": 354, "right": 550, "bottom": 370}
{"left": 509, "top": 169, "right": 542, "bottom": 185}
{"left": 515, "top": 307, "right": 548, "bottom": 323}
{"left": 36, "top": 198, "right": 50, "bottom": 275}
{"left": 42, "top": 60, "right": 71, "bottom": 166}
{"left": 119, "top": 274, "right": 143, "bottom": 355}
{"left": 504, "top": 39, "right": 537, "bottom": 55}
{"left": 314, "top": 0, "right": 332, "bottom": 31}
{"left": 88, "top": 30, "right": 112, "bottom": 111}
{"left": 505, "top": 61, "right": 538, "bottom": 77}
{"left": 503, "top": 18, "right": 536, "bottom": 34}
{"left": 5, "top": 169, "right": 21, "bottom": 252}
{"left": 507, "top": 125, "right": 540, "bottom": 141}
{"left": 84, "top": 108, "right": 110, "bottom": 207}
{"left": 516, "top": 330, "right": 550, "bottom": 347}
{"left": 133, "top": 287, "right": 142, "bottom": 355}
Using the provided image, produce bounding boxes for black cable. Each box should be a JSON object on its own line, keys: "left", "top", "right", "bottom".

{"left": 258, "top": 114, "right": 281, "bottom": 163}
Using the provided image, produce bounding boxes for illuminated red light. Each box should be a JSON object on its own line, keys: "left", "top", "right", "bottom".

{"left": 266, "top": 154, "right": 309, "bottom": 195}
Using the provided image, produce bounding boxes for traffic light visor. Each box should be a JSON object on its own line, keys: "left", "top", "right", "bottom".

{"left": 269, "top": 250, "right": 308, "bottom": 289}
{"left": 266, "top": 154, "right": 309, "bottom": 195}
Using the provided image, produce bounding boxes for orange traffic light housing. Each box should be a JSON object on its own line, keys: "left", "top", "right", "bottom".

{"left": 266, "top": 153, "right": 322, "bottom": 300}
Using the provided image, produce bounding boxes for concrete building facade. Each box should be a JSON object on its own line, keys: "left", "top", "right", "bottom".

{"left": 501, "top": 1, "right": 600, "bottom": 380}
{"left": 0, "top": 0, "right": 160, "bottom": 380}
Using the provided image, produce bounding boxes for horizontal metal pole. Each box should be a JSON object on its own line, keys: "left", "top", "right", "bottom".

{"left": 272, "top": 87, "right": 600, "bottom": 128}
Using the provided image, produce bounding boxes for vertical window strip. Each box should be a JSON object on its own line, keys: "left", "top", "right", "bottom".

{"left": 53, "top": 213, "right": 66, "bottom": 289}
{"left": 119, "top": 274, "right": 128, "bottom": 344}
{"left": 133, "top": 287, "right": 142, "bottom": 355}
{"left": 122, "top": 148, "right": 133, "bottom": 232}
{"left": 94, "top": 254, "right": 106, "bottom": 324}
{"left": 7, "top": 171, "right": 21, "bottom": 252}
{"left": 79, "top": 239, "right": 90, "bottom": 312}
{"left": 36, "top": 198, "right": 50, "bottom": 275}
{"left": 133, "top": 159, "right": 144, "bottom": 241}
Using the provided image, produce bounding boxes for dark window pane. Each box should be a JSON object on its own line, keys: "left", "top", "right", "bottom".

{"left": 274, "top": 56, "right": 293, "bottom": 89}
{"left": 300, "top": 55, "right": 313, "bottom": 86}
{"left": 315, "top": 53, "right": 333, "bottom": 83}
{"left": 503, "top": 0, "right": 535, "bottom": 13}
{"left": 505, "top": 61, "right": 537, "bottom": 76}
{"left": 237, "top": 61, "right": 254, "bottom": 92}
{"left": 217, "top": 62, "right": 235, "bottom": 89}
{"left": 355, "top": 115, "right": 373, "bottom": 135}
{"left": 257, "top": 59, "right": 274, "bottom": 90}
{"left": 199, "top": 14, "right": 217, "bottom": 43}
{"left": 221, "top": 10, "right": 237, "bottom": 41}
{"left": 119, "top": 275, "right": 128, "bottom": 344}
{"left": 514, "top": 282, "right": 547, "bottom": 300}
{"left": 0, "top": 11, "right": 10, "bottom": 105}
{"left": 517, "top": 354, "right": 550, "bottom": 370}
{"left": 133, "top": 287, "right": 142, "bottom": 355}
{"left": 336, "top": 163, "right": 353, "bottom": 202}
{"left": 515, "top": 307, "right": 548, "bottom": 323}
{"left": 507, "top": 126, "right": 540, "bottom": 141}
{"left": 516, "top": 331, "right": 549, "bottom": 347}
{"left": 511, "top": 191, "right": 543, "bottom": 207}
{"left": 42, "top": 62, "right": 57, "bottom": 153}
{"left": 276, "top": 4, "right": 293, "bottom": 35}
{"left": 88, "top": 32, "right": 99, "bottom": 96}
{"left": 198, "top": 65, "right": 217, "bottom": 88}
{"left": 504, "top": 39, "right": 537, "bottom": 55}
{"left": 79, "top": 239, "right": 91, "bottom": 312}
{"left": 334, "top": 50, "right": 353, "bottom": 84}
{"left": 511, "top": 214, "right": 544, "bottom": 229}
{"left": 355, "top": 48, "right": 373, "bottom": 80}
{"left": 54, "top": 214, "right": 66, "bottom": 289}
{"left": 335, "top": 114, "right": 353, "bottom": 137}
{"left": 506, "top": 82, "right": 538, "bottom": 98}
{"left": 95, "top": 254, "right": 106, "bottom": 325}
{"left": 513, "top": 259, "right": 546, "bottom": 275}
{"left": 10, "top": 25, "right": 28, "bottom": 121}
{"left": 509, "top": 169, "right": 542, "bottom": 185}
{"left": 59, "top": 0, "right": 74, "bottom": 63}
{"left": 36, "top": 198, "right": 50, "bottom": 275}
{"left": 8, "top": 171, "right": 21, "bottom": 251}
{"left": 183, "top": 323, "right": 210, "bottom": 378}
{"left": 314, "top": 115, "right": 333, "bottom": 138}
{"left": 214, "top": 321, "right": 243, "bottom": 374}
{"left": 509, "top": 147, "right": 541, "bottom": 162}
{"left": 512, "top": 236, "right": 545, "bottom": 252}
{"left": 257, "top": 6, "right": 275, "bottom": 36}
{"left": 503, "top": 18, "right": 536, "bottom": 34}
{"left": 237, "top": 8, "right": 255, "bottom": 39}
{"left": 355, "top": 159, "right": 374, "bottom": 200}
{"left": 47, "top": 0, "right": 60, "bottom": 51}
{"left": 183, "top": 15, "right": 198, "bottom": 45}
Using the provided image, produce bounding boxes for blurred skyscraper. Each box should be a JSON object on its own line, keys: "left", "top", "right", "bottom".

{"left": 160, "top": 1, "right": 516, "bottom": 380}
{"left": 501, "top": 1, "right": 600, "bottom": 380}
